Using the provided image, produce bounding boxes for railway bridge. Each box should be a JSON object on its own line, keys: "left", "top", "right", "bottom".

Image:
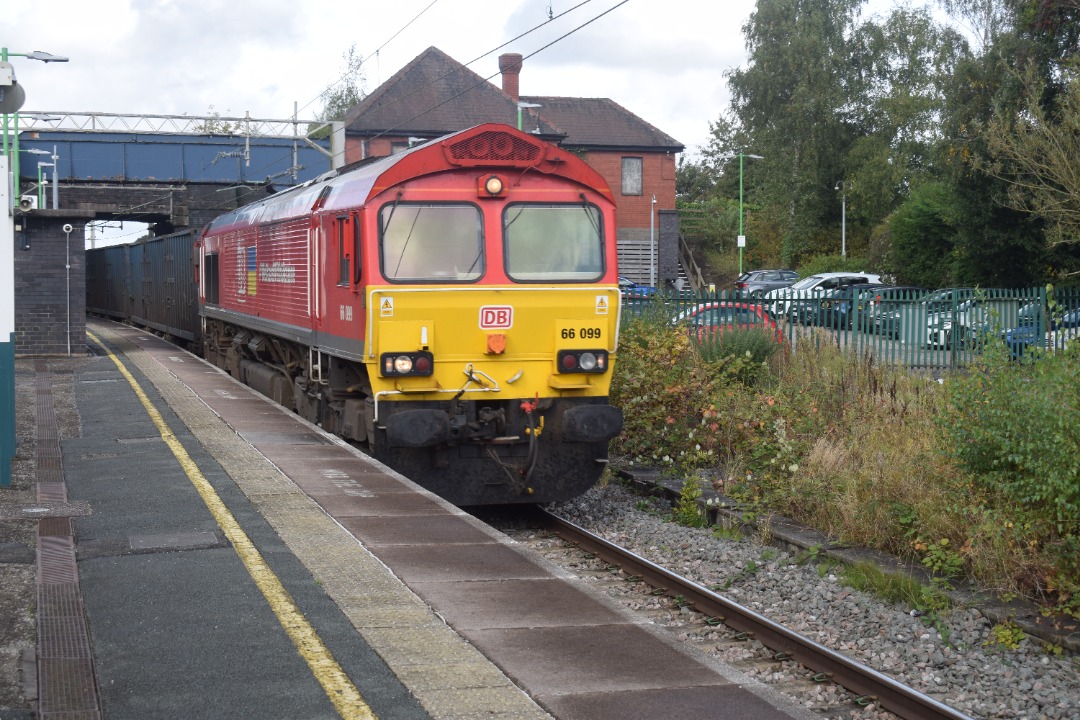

{"left": 7, "top": 111, "right": 339, "bottom": 355}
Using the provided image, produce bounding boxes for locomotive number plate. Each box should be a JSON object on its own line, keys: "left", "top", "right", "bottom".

{"left": 556, "top": 320, "right": 606, "bottom": 343}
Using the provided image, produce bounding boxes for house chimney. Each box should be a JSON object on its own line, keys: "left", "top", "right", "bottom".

{"left": 499, "top": 53, "right": 523, "bottom": 102}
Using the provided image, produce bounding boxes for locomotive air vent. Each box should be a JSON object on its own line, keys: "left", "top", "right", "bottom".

{"left": 446, "top": 130, "right": 542, "bottom": 167}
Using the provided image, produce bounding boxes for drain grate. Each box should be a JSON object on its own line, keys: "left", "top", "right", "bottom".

{"left": 35, "top": 361, "right": 102, "bottom": 720}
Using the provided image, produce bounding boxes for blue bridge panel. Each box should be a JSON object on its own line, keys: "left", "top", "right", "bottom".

{"left": 16, "top": 131, "right": 331, "bottom": 187}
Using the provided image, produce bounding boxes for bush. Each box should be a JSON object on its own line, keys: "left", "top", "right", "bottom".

{"left": 942, "top": 341, "right": 1080, "bottom": 606}
{"left": 610, "top": 308, "right": 1080, "bottom": 613}
{"left": 695, "top": 328, "right": 781, "bottom": 385}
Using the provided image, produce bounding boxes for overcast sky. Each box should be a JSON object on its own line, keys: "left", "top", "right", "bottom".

{"left": 3, "top": 0, "right": 915, "bottom": 244}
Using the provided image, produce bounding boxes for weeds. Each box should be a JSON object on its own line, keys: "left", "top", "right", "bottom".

{"left": 985, "top": 621, "right": 1027, "bottom": 651}
{"left": 611, "top": 312, "right": 1080, "bottom": 614}
{"left": 672, "top": 476, "right": 707, "bottom": 528}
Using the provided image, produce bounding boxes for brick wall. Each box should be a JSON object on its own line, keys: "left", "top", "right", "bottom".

{"left": 584, "top": 150, "right": 677, "bottom": 230}
{"left": 13, "top": 217, "right": 86, "bottom": 355}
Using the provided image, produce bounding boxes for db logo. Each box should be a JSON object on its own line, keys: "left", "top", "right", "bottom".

{"left": 479, "top": 305, "right": 513, "bottom": 329}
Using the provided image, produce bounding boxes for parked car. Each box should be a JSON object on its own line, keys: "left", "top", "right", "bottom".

{"left": 1002, "top": 304, "right": 1080, "bottom": 357}
{"left": 860, "top": 287, "right": 930, "bottom": 338}
{"left": 673, "top": 301, "right": 783, "bottom": 343}
{"left": 925, "top": 292, "right": 1021, "bottom": 349}
{"left": 619, "top": 276, "right": 658, "bottom": 299}
{"left": 764, "top": 271, "right": 884, "bottom": 318}
{"left": 733, "top": 269, "right": 799, "bottom": 297}
{"left": 922, "top": 287, "right": 976, "bottom": 314}
{"left": 791, "top": 283, "right": 885, "bottom": 328}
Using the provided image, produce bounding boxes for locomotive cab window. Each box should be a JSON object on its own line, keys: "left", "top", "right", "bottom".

{"left": 379, "top": 203, "right": 483, "bottom": 282}
{"left": 504, "top": 203, "right": 604, "bottom": 282}
{"left": 337, "top": 216, "right": 350, "bottom": 286}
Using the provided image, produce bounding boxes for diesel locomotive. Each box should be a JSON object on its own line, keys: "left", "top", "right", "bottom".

{"left": 92, "top": 123, "right": 624, "bottom": 505}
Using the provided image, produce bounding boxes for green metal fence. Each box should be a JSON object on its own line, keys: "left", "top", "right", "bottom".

{"left": 622, "top": 286, "right": 1080, "bottom": 369}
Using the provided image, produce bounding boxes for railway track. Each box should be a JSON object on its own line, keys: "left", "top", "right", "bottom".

{"left": 498, "top": 506, "right": 976, "bottom": 720}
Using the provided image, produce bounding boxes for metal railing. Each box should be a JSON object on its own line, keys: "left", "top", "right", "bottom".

{"left": 623, "top": 286, "right": 1080, "bottom": 368}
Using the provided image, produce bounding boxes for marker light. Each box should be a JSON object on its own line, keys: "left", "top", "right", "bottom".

{"left": 479, "top": 174, "right": 506, "bottom": 197}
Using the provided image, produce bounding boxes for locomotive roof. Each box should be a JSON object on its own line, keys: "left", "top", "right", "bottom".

{"left": 203, "top": 123, "right": 613, "bottom": 236}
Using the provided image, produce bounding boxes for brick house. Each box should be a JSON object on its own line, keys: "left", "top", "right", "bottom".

{"left": 342, "top": 47, "right": 684, "bottom": 288}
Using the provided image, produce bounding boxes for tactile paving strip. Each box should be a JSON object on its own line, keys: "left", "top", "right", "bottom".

{"left": 35, "top": 361, "right": 102, "bottom": 720}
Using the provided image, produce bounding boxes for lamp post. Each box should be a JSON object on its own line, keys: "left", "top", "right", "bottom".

{"left": 25, "top": 147, "right": 49, "bottom": 207}
{"left": 1, "top": 48, "right": 69, "bottom": 207}
{"left": 36, "top": 161, "right": 53, "bottom": 208}
{"left": 835, "top": 181, "right": 846, "bottom": 258}
{"left": 1, "top": 48, "right": 68, "bottom": 488}
{"left": 738, "top": 153, "right": 763, "bottom": 275}
{"left": 649, "top": 195, "right": 656, "bottom": 287}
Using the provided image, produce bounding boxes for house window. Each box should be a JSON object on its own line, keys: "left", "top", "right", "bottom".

{"left": 621, "top": 157, "right": 643, "bottom": 196}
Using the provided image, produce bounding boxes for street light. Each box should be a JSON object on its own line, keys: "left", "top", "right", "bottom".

{"left": 738, "top": 153, "right": 763, "bottom": 275}
{"left": 2, "top": 48, "right": 67, "bottom": 488}
{"left": 25, "top": 147, "right": 49, "bottom": 207}
{"left": 835, "top": 181, "right": 846, "bottom": 258}
{"left": 1, "top": 47, "right": 69, "bottom": 208}
{"left": 36, "top": 161, "right": 54, "bottom": 208}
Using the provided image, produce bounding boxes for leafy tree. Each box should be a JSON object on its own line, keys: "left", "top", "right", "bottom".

{"left": 843, "top": 8, "right": 967, "bottom": 241}
{"left": 887, "top": 182, "right": 957, "bottom": 287}
{"left": 983, "top": 59, "right": 1080, "bottom": 259}
{"left": 724, "top": 0, "right": 863, "bottom": 266}
{"left": 675, "top": 156, "right": 718, "bottom": 203}
{"left": 317, "top": 44, "right": 367, "bottom": 122}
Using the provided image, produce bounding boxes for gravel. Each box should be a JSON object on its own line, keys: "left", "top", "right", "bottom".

{"left": 548, "top": 481, "right": 1080, "bottom": 720}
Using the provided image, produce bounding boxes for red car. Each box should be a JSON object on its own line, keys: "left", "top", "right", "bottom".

{"left": 676, "top": 302, "right": 783, "bottom": 343}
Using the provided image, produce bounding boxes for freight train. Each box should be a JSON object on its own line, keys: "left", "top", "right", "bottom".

{"left": 86, "top": 123, "right": 624, "bottom": 505}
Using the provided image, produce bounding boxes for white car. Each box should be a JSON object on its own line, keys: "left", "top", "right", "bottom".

{"left": 764, "top": 272, "right": 883, "bottom": 318}
{"left": 926, "top": 295, "right": 1022, "bottom": 349}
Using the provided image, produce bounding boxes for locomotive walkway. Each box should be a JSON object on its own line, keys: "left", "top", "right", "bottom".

{"left": 13, "top": 319, "right": 818, "bottom": 720}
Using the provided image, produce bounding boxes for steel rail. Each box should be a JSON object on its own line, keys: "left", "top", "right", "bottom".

{"left": 534, "top": 508, "right": 975, "bottom": 720}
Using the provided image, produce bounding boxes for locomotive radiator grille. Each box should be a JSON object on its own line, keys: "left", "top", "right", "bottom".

{"left": 446, "top": 130, "right": 542, "bottom": 166}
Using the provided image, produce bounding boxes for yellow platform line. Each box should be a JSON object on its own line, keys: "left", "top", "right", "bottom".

{"left": 87, "top": 331, "right": 376, "bottom": 720}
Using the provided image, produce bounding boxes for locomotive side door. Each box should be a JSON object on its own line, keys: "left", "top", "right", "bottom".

{"left": 320, "top": 212, "right": 364, "bottom": 359}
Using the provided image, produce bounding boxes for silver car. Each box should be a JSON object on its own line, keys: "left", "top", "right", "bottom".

{"left": 733, "top": 269, "right": 798, "bottom": 297}
{"left": 765, "top": 272, "right": 883, "bottom": 318}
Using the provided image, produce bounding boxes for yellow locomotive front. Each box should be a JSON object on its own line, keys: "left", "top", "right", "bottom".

{"left": 353, "top": 126, "right": 624, "bottom": 504}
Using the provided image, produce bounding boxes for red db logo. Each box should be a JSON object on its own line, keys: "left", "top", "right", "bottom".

{"left": 479, "top": 306, "right": 513, "bottom": 329}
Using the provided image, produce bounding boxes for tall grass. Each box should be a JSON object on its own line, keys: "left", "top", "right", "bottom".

{"left": 611, "top": 317, "right": 1080, "bottom": 614}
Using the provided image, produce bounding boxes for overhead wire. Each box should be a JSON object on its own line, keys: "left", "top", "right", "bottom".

{"left": 89, "top": 1, "right": 630, "bottom": 236}
{"left": 362, "top": 0, "right": 630, "bottom": 143}
{"left": 295, "top": 0, "right": 440, "bottom": 118}
{"left": 346, "top": 1, "right": 595, "bottom": 131}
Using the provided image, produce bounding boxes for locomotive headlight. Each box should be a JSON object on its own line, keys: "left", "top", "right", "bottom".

{"left": 577, "top": 352, "right": 598, "bottom": 371}
{"left": 557, "top": 350, "right": 608, "bottom": 374}
{"left": 479, "top": 174, "right": 506, "bottom": 197}
{"left": 380, "top": 351, "right": 435, "bottom": 377}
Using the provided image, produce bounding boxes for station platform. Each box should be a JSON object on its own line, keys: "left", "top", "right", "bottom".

{"left": 15, "top": 320, "right": 816, "bottom": 720}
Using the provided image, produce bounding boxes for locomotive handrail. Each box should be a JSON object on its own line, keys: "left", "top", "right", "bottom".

{"left": 373, "top": 364, "right": 503, "bottom": 422}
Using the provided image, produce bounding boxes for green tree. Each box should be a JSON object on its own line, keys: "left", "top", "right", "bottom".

{"left": 317, "top": 44, "right": 367, "bottom": 122}
{"left": 983, "top": 58, "right": 1080, "bottom": 262}
{"left": 931, "top": 0, "right": 1077, "bottom": 285}
{"left": 887, "top": 182, "right": 957, "bottom": 287}
{"left": 843, "top": 8, "right": 967, "bottom": 244}
{"left": 724, "top": 0, "right": 863, "bottom": 266}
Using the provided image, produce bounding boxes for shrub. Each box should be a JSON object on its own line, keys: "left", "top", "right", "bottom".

{"left": 695, "top": 327, "right": 782, "bottom": 385}
{"left": 942, "top": 340, "right": 1080, "bottom": 606}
